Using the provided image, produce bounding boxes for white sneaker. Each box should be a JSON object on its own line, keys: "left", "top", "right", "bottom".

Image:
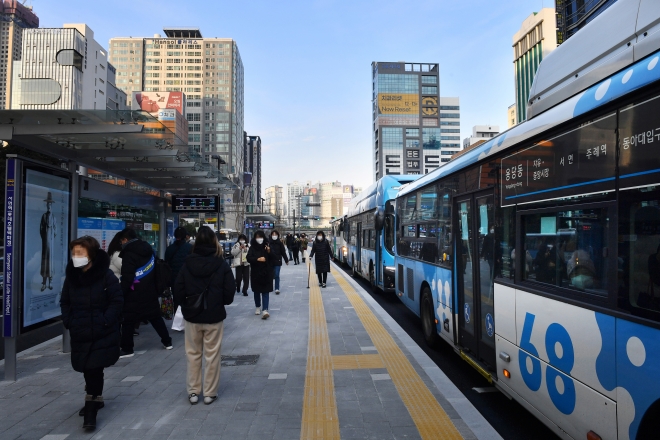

{"left": 275, "top": 289, "right": 280, "bottom": 294}
{"left": 204, "top": 396, "right": 217, "bottom": 405}
{"left": 255, "top": 307, "right": 261, "bottom": 315}
{"left": 262, "top": 310, "right": 270, "bottom": 320}
{"left": 189, "top": 393, "right": 199, "bottom": 405}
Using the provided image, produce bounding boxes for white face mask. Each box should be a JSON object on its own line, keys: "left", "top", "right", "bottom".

{"left": 272, "top": 235, "right": 278, "bottom": 240}
{"left": 72, "top": 256, "right": 89, "bottom": 268}
{"left": 256, "top": 238, "right": 264, "bottom": 244}
{"left": 239, "top": 240, "right": 245, "bottom": 244}
{"left": 317, "top": 236, "right": 322, "bottom": 241}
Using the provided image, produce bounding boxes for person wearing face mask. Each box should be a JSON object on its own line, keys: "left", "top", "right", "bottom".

{"left": 118, "top": 228, "right": 172, "bottom": 358}
{"left": 231, "top": 234, "right": 250, "bottom": 296}
{"left": 247, "top": 230, "right": 275, "bottom": 318}
{"left": 309, "top": 230, "right": 332, "bottom": 288}
{"left": 268, "top": 229, "right": 288, "bottom": 294}
{"left": 60, "top": 236, "right": 123, "bottom": 430}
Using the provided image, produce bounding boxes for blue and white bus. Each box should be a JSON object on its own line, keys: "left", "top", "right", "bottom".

{"left": 393, "top": 1, "right": 660, "bottom": 438}
{"left": 329, "top": 217, "right": 348, "bottom": 264}
{"left": 337, "top": 175, "right": 416, "bottom": 291}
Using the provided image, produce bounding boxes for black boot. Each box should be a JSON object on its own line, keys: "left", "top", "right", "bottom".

{"left": 82, "top": 395, "right": 100, "bottom": 429}
{"left": 78, "top": 400, "right": 104, "bottom": 416}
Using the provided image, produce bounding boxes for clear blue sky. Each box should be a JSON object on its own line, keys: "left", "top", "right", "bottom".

{"left": 33, "top": 0, "right": 549, "bottom": 192}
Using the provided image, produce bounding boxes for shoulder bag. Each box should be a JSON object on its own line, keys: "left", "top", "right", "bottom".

{"left": 181, "top": 272, "right": 217, "bottom": 319}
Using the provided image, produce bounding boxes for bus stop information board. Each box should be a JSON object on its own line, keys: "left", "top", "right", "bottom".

{"left": 172, "top": 195, "right": 218, "bottom": 212}
{"left": 500, "top": 113, "right": 617, "bottom": 207}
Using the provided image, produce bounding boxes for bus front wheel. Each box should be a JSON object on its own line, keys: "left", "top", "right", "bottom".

{"left": 421, "top": 287, "right": 440, "bottom": 348}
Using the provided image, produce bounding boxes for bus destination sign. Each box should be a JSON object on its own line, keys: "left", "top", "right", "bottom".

{"left": 619, "top": 94, "right": 660, "bottom": 190}
{"left": 172, "top": 195, "right": 219, "bottom": 212}
{"left": 500, "top": 113, "right": 616, "bottom": 207}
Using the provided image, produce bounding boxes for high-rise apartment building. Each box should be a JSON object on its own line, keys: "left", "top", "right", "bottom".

{"left": 287, "top": 180, "right": 311, "bottom": 222}
{"left": 555, "top": 0, "right": 619, "bottom": 45}
{"left": 372, "top": 61, "right": 446, "bottom": 179}
{"left": 11, "top": 24, "right": 126, "bottom": 110}
{"left": 244, "top": 134, "right": 261, "bottom": 212}
{"left": 109, "top": 28, "right": 244, "bottom": 186}
{"left": 0, "top": 0, "right": 38, "bottom": 109}
{"left": 264, "top": 185, "right": 284, "bottom": 220}
{"left": 507, "top": 103, "right": 517, "bottom": 128}
{"left": 513, "top": 9, "right": 557, "bottom": 124}
{"left": 463, "top": 125, "right": 499, "bottom": 149}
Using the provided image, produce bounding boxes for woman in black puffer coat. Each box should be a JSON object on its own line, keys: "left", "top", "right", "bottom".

{"left": 247, "top": 230, "right": 274, "bottom": 319}
{"left": 60, "top": 236, "right": 123, "bottom": 430}
{"left": 173, "top": 226, "right": 235, "bottom": 405}
{"left": 309, "top": 230, "right": 332, "bottom": 288}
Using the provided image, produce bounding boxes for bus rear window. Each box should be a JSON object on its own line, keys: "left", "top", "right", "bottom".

{"left": 521, "top": 207, "right": 611, "bottom": 297}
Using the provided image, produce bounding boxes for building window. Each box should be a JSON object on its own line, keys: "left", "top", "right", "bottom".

{"left": 406, "top": 128, "right": 419, "bottom": 137}
{"left": 421, "top": 75, "right": 437, "bottom": 84}
{"left": 422, "top": 128, "right": 441, "bottom": 150}
{"left": 440, "top": 106, "right": 460, "bottom": 110}
{"left": 422, "top": 118, "right": 438, "bottom": 126}
{"left": 440, "top": 113, "right": 460, "bottom": 119}
{"left": 376, "top": 74, "right": 419, "bottom": 94}
{"left": 421, "top": 86, "right": 437, "bottom": 94}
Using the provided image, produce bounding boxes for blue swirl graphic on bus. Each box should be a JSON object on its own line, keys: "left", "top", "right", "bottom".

{"left": 545, "top": 323, "right": 576, "bottom": 414}
{"left": 519, "top": 313, "right": 542, "bottom": 392}
{"left": 573, "top": 53, "right": 660, "bottom": 118}
{"left": 485, "top": 313, "right": 494, "bottom": 338}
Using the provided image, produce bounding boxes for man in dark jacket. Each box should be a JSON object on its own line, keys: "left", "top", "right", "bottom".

{"left": 268, "top": 229, "right": 288, "bottom": 294}
{"left": 165, "top": 226, "right": 193, "bottom": 285}
{"left": 118, "top": 228, "right": 172, "bottom": 357}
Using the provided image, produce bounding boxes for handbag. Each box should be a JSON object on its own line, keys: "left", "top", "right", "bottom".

{"left": 160, "top": 295, "right": 174, "bottom": 320}
{"left": 181, "top": 273, "right": 216, "bottom": 319}
{"left": 171, "top": 306, "right": 185, "bottom": 331}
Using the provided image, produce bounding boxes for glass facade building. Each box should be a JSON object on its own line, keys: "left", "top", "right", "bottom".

{"left": 372, "top": 62, "right": 458, "bottom": 180}
{"left": 555, "top": 0, "right": 619, "bottom": 44}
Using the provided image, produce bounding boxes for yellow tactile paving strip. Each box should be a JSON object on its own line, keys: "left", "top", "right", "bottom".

{"left": 300, "top": 275, "right": 340, "bottom": 439}
{"left": 331, "top": 354, "right": 385, "bottom": 370}
{"left": 334, "top": 272, "right": 464, "bottom": 440}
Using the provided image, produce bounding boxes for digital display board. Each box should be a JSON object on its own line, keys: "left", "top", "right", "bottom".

{"left": 500, "top": 113, "right": 616, "bottom": 207}
{"left": 619, "top": 94, "right": 660, "bottom": 190}
{"left": 172, "top": 195, "right": 218, "bottom": 212}
{"left": 258, "top": 221, "right": 274, "bottom": 229}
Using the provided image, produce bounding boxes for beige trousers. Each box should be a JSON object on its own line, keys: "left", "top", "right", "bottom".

{"left": 184, "top": 320, "right": 224, "bottom": 397}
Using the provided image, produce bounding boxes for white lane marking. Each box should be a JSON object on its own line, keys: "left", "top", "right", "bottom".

{"left": 268, "top": 373, "right": 287, "bottom": 380}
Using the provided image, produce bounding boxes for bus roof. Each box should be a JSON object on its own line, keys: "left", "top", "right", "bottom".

{"left": 399, "top": 48, "right": 660, "bottom": 198}
{"left": 347, "top": 175, "right": 417, "bottom": 217}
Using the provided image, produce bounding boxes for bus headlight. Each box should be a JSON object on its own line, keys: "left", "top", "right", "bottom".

{"left": 342, "top": 246, "right": 347, "bottom": 255}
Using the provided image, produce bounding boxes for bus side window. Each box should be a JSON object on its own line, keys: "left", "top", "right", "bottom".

{"left": 619, "top": 187, "right": 660, "bottom": 322}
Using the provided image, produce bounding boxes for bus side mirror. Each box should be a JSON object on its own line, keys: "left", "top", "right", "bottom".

{"left": 338, "top": 219, "right": 344, "bottom": 232}
{"left": 375, "top": 208, "right": 385, "bottom": 232}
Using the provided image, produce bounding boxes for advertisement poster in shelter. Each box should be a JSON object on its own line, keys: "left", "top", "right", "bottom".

{"left": 23, "top": 169, "right": 69, "bottom": 327}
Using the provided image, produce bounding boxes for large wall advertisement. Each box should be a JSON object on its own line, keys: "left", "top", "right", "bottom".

{"left": 23, "top": 169, "right": 70, "bottom": 328}
{"left": 131, "top": 91, "right": 185, "bottom": 114}
{"left": 377, "top": 93, "right": 419, "bottom": 115}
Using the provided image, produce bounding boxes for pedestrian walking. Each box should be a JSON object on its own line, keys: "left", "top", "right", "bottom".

{"left": 268, "top": 229, "right": 288, "bottom": 294}
{"left": 231, "top": 234, "right": 250, "bottom": 296}
{"left": 118, "top": 228, "right": 172, "bottom": 358}
{"left": 285, "top": 233, "right": 294, "bottom": 261}
{"left": 300, "top": 233, "right": 308, "bottom": 263}
{"left": 107, "top": 232, "right": 123, "bottom": 280}
{"left": 60, "top": 236, "right": 123, "bottom": 430}
{"left": 173, "top": 226, "right": 235, "bottom": 405}
{"left": 247, "top": 230, "right": 275, "bottom": 318}
{"left": 291, "top": 234, "right": 301, "bottom": 265}
{"left": 165, "top": 226, "right": 193, "bottom": 286}
{"left": 309, "top": 230, "right": 332, "bottom": 288}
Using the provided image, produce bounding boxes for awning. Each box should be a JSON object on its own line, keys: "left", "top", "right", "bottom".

{"left": 0, "top": 109, "right": 235, "bottom": 195}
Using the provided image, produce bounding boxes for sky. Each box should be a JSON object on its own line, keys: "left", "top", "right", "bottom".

{"left": 32, "top": 0, "right": 551, "bottom": 193}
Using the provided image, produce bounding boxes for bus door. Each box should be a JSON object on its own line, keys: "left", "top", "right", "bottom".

{"left": 374, "top": 230, "right": 382, "bottom": 285}
{"left": 356, "top": 221, "right": 362, "bottom": 272}
{"left": 455, "top": 190, "right": 496, "bottom": 371}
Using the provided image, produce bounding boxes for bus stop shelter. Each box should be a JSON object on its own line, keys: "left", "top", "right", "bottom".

{"left": 0, "top": 109, "right": 234, "bottom": 381}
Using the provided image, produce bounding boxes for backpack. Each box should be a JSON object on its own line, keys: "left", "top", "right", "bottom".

{"left": 155, "top": 258, "right": 174, "bottom": 297}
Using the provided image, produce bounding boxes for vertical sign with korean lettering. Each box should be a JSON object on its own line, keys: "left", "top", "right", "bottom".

{"left": 4, "top": 158, "right": 15, "bottom": 336}
{"left": 619, "top": 94, "right": 660, "bottom": 189}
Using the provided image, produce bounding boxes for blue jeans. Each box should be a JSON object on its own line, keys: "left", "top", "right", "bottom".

{"left": 254, "top": 292, "right": 269, "bottom": 311}
{"left": 273, "top": 265, "right": 281, "bottom": 290}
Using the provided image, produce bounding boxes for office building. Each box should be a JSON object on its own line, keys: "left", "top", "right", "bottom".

{"left": 287, "top": 180, "right": 311, "bottom": 223}
{"left": 513, "top": 8, "right": 557, "bottom": 123}
{"left": 463, "top": 125, "right": 499, "bottom": 149}
{"left": 264, "top": 185, "right": 285, "bottom": 220}
{"left": 555, "top": 0, "right": 619, "bottom": 45}
{"left": 439, "top": 97, "right": 461, "bottom": 164}
{"left": 372, "top": 61, "right": 444, "bottom": 179}
{"left": 109, "top": 28, "right": 245, "bottom": 187}
{"left": 507, "top": 103, "right": 517, "bottom": 128}
{"left": 0, "top": 0, "right": 38, "bottom": 109}
{"left": 11, "top": 24, "right": 126, "bottom": 110}
{"left": 244, "top": 134, "right": 261, "bottom": 212}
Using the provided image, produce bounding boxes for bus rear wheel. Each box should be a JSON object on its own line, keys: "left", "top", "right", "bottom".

{"left": 421, "top": 287, "right": 440, "bottom": 348}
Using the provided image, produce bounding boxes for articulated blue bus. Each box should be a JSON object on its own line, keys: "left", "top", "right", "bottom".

{"left": 330, "top": 175, "right": 415, "bottom": 292}
{"left": 393, "top": 1, "right": 660, "bottom": 438}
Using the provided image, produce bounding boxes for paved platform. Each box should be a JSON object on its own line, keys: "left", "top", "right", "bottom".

{"left": 0, "top": 260, "right": 501, "bottom": 440}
